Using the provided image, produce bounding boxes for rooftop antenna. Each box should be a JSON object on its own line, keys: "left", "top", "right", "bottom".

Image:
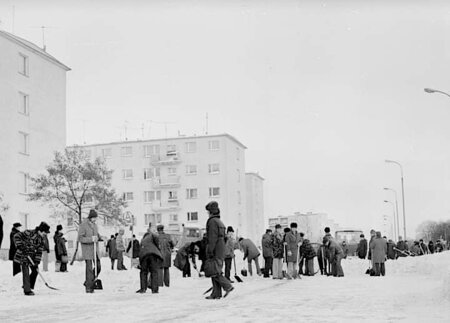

{"left": 124, "top": 121, "right": 129, "bottom": 141}
{"left": 29, "top": 25, "right": 58, "bottom": 51}
{"left": 205, "top": 113, "right": 209, "bottom": 135}
{"left": 12, "top": 6, "right": 15, "bottom": 34}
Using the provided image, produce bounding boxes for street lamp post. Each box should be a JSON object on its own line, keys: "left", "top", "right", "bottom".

{"left": 384, "top": 187, "right": 400, "bottom": 241}
{"left": 384, "top": 200, "right": 396, "bottom": 240}
{"left": 424, "top": 88, "right": 450, "bottom": 98}
{"left": 385, "top": 160, "right": 407, "bottom": 239}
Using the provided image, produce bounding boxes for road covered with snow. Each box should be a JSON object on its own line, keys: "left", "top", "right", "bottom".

{"left": 1, "top": 251, "right": 450, "bottom": 322}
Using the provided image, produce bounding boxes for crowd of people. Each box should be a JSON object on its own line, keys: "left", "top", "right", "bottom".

{"left": 3, "top": 203, "right": 449, "bottom": 297}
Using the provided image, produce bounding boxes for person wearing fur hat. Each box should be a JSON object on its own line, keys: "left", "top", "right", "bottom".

{"left": 9, "top": 222, "right": 22, "bottom": 276}
{"left": 14, "top": 221, "right": 50, "bottom": 295}
{"left": 284, "top": 222, "right": 302, "bottom": 279}
{"left": 204, "top": 201, "right": 234, "bottom": 299}
{"left": 54, "top": 224, "right": 68, "bottom": 272}
{"left": 224, "top": 226, "right": 237, "bottom": 282}
{"left": 78, "top": 209, "right": 102, "bottom": 293}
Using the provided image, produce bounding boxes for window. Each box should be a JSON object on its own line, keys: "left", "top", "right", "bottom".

{"left": 237, "top": 191, "right": 241, "bottom": 205}
{"left": 19, "top": 132, "right": 29, "bottom": 155}
{"left": 208, "top": 163, "right": 220, "bottom": 174}
{"left": 187, "top": 212, "right": 198, "bottom": 222}
{"left": 209, "top": 140, "right": 220, "bottom": 150}
{"left": 19, "top": 53, "right": 29, "bottom": 76}
{"left": 18, "top": 92, "right": 29, "bottom": 115}
{"left": 185, "top": 142, "right": 196, "bottom": 153}
{"left": 145, "top": 213, "right": 161, "bottom": 225}
{"left": 122, "top": 192, "right": 134, "bottom": 201}
{"left": 121, "top": 146, "right": 132, "bottom": 157}
{"left": 169, "top": 214, "right": 178, "bottom": 222}
{"left": 168, "top": 191, "right": 178, "bottom": 200}
{"left": 67, "top": 215, "right": 74, "bottom": 227}
{"left": 168, "top": 167, "right": 177, "bottom": 176}
{"left": 122, "top": 169, "right": 133, "bottom": 179}
{"left": 144, "top": 167, "right": 160, "bottom": 180}
{"left": 186, "top": 188, "right": 198, "bottom": 199}
{"left": 19, "top": 172, "right": 29, "bottom": 194}
{"left": 102, "top": 148, "right": 112, "bottom": 158}
{"left": 144, "top": 190, "right": 161, "bottom": 203}
{"left": 144, "top": 144, "right": 160, "bottom": 157}
{"left": 209, "top": 187, "right": 220, "bottom": 198}
{"left": 186, "top": 165, "right": 197, "bottom": 175}
{"left": 167, "top": 145, "right": 177, "bottom": 155}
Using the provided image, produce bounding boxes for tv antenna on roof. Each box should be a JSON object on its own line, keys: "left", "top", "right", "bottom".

{"left": 29, "top": 25, "right": 58, "bottom": 51}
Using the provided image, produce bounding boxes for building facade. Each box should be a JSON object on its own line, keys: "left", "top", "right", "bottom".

{"left": 245, "top": 172, "right": 264, "bottom": 243}
{"left": 0, "top": 30, "right": 70, "bottom": 250}
{"left": 72, "top": 134, "right": 262, "bottom": 241}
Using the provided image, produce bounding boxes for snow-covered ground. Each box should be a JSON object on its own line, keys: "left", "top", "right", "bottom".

{"left": 1, "top": 251, "right": 450, "bottom": 323}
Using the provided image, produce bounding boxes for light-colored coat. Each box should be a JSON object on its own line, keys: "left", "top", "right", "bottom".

{"left": 240, "top": 238, "right": 260, "bottom": 261}
{"left": 77, "top": 219, "right": 101, "bottom": 260}
{"left": 369, "top": 237, "right": 387, "bottom": 263}
{"left": 285, "top": 231, "right": 302, "bottom": 263}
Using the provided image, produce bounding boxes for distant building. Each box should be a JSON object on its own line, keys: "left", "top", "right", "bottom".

{"left": 0, "top": 30, "right": 70, "bottom": 250}
{"left": 69, "top": 134, "right": 264, "bottom": 242}
{"left": 245, "top": 172, "right": 264, "bottom": 243}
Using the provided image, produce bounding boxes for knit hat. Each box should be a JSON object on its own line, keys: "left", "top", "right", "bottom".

{"left": 88, "top": 209, "right": 98, "bottom": 219}
{"left": 13, "top": 222, "right": 22, "bottom": 228}
{"left": 205, "top": 201, "right": 220, "bottom": 215}
{"left": 56, "top": 224, "right": 63, "bottom": 231}
{"left": 227, "top": 226, "right": 234, "bottom": 233}
{"left": 37, "top": 221, "right": 50, "bottom": 234}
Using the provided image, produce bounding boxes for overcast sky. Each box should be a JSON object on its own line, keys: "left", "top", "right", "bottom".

{"left": 2, "top": 0, "right": 450, "bottom": 238}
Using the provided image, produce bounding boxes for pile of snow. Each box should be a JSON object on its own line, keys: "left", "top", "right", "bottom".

{"left": 0, "top": 251, "right": 449, "bottom": 322}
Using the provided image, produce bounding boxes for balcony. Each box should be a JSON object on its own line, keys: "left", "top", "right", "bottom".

{"left": 150, "top": 153, "right": 181, "bottom": 165}
{"left": 151, "top": 199, "right": 181, "bottom": 211}
{"left": 152, "top": 176, "right": 181, "bottom": 188}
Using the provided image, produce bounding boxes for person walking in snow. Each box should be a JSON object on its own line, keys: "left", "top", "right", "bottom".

{"left": 156, "top": 225, "right": 174, "bottom": 287}
{"left": 224, "top": 226, "right": 237, "bottom": 282}
{"left": 14, "top": 222, "right": 50, "bottom": 295}
{"left": 356, "top": 234, "right": 368, "bottom": 259}
{"left": 116, "top": 229, "right": 127, "bottom": 270}
{"left": 106, "top": 234, "right": 118, "bottom": 269}
{"left": 369, "top": 231, "right": 387, "bottom": 276}
{"left": 54, "top": 224, "right": 68, "bottom": 272}
{"left": 126, "top": 234, "right": 141, "bottom": 268}
{"left": 239, "top": 237, "right": 262, "bottom": 276}
{"left": 78, "top": 209, "right": 102, "bottom": 293}
{"left": 136, "top": 229, "right": 163, "bottom": 294}
{"left": 9, "top": 222, "right": 22, "bottom": 276}
{"left": 261, "top": 229, "right": 273, "bottom": 278}
{"left": 324, "top": 235, "right": 344, "bottom": 277}
{"left": 285, "top": 222, "right": 302, "bottom": 279}
{"left": 271, "top": 224, "right": 284, "bottom": 279}
{"left": 204, "top": 201, "right": 233, "bottom": 299}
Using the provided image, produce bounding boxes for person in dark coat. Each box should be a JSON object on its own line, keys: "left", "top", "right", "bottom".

{"left": 126, "top": 235, "right": 141, "bottom": 268}
{"left": 369, "top": 231, "right": 387, "bottom": 276}
{"left": 106, "top": 235, "right": 117, "bottom": 269}
{"left": 356, "top": 234, "right": 368, "bottom": 259}
{"left": 387, "top": 239, "right": 396, "bottom": 260}
{"left": 428, "top": 241, "right": 435, "bottom": 254}
{"left": 54, "top": 224, "right": 68, "bottom": 272}
{"left": 136, "top": 230, "right": 163, "bottom": 294}
{"left": 419, "top": 239, "right": 428, "bottom": 255}
{"left": 261, "top": 229, "right": 273, "bottom": 278}
{"left": 14, "top": 222, "right": 50, "bottom": 295}
{"left": 324, "top": 236, "right": 344, "bottom": 277}
{"left": 156, "top": 225, "right": 174, "bottom": 287}
{"left": 396, "top": 236, "right": 409, "bottom": 257}
{"left": 300, "top": 239, "right": 316, "bottom": 275}
{"left": 196, "top": 233, "right": 208, "bottom": 273}
{"left": 174, "top": 242, "right": 197, "bottom": 277}
{"left": 298, "top": 232, "right": 306, "bottom": 275}
{"left": 0, "top": 214, "right": 3, "bottom": 249}
{"left": 271, "top": 224, "right": 284, "bottom": 279}
{"left": 224, "top": 226, "right": 237, "bottom": 282}
{"left": 205, "top": 201, "right": 233, "bottom": 299}
{"left": 9, "top": 222, "right": 22, "bottom": 276}
{"left": 285, "top": 222, "right": 302, "bottom": 279}
{"left": 239, "top": 237, "right": 262, "bottom": 276}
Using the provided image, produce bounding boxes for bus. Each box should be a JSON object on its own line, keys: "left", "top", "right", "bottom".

{"left": 335, "top": 229, "right": 363, "bottom": 256}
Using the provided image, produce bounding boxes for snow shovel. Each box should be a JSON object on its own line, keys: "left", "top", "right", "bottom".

{"left": 27, "top": 256, "right": 59, "bottom": 291}
{"left": 233, "top": 257, "right": 243, "bottom": 283}
{"left": 93, "top": 239, "right": 103, "bottom": 290}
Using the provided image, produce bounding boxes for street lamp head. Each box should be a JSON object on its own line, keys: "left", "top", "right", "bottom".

{"left": 424, "top": 88, "right": 436, "bottom": 93}
{"left": 383, "top": 187, "right": 389, "bottom": 190}
{"left": 383, "top": 200, "right": 389, "bottom": 203}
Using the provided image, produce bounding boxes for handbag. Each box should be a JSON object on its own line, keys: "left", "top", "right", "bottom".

{"left": 204, "top": 258, "right": 220, "bottom": 278}
{"left": 61, "top": 255, "right": 69, "bottom": 264}
{"left": 55, "top": 261, "right": 61, "bottom": 272}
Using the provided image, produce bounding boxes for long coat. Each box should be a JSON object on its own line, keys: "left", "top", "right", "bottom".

{"left": 139, "top": 232, "right": 163, "bottom": 263}
{"left": 369, "top": 237, "right": 387, "bottom": 263}
{"left": 271, "top": 232, "right": 284, "bottom": 259}
{"left": 77, "top": 219, "right": 101, "bottom": 260}
{"left": 157, "top": 232, "right": 174, "bottom": 267}
{"left": 206, "top": 214, "right": 226, "bottom": 260}
{"left": 240, "top": 238, "right": 260, "bottom": 261}
{"left": 126, "top": 239, "right": 141, "bottom": 259}
{"left": 356, "top": 238, "right": 368, "bottom": 259}
{"left": 9, "top": 227, "right": 20, "bottom": 261}
{"left": 106, "top": 238, "right": 118, "bottom": 259}
{"left": 285, "top": 231, "right": 302, "bottom": 262}
{"left": 116, "top": 234, "right": 126, "bottom": 252}
{"left": 224, "top": 236, "right": 237, "bottom": 259}
{"left": 53, "top": 232, "right": 67, "bottom": 260}
{"left": 300, "top": 239, "right": 316, "bottom": 260}
{"left": 327, "top": 239, "right": 344, "bottom": 263}
{"left": 13, "top": 229, "right": 45, "bottom": 265}
{"left": 261, "top": 233, "right": 273, "bottom": 258}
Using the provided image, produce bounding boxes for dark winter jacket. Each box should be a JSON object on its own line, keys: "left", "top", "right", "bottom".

{"left": 126, "top": 239, "right": 141, "bottom": 259}
{"left": 368, "top": 235, "right": 375, "bottom": 260}
{"left": 106, "top": 238, "right": 118, "bottom": 259}
{"left": 157, "top": 232, "right": 174, "bottom": 267}
{"left": 261, "top": 233, "right": 273, "bottom": 258}
{"left": 419, "top": 242, "right": 428, "bottom": 255}
{"left": 271, "top": 231, "right": 284, "bottom": 259}
{"left": 240, "top": 238, "right": 260, "bottom": 261}
{"left": 369, "top": 236, "right": 387, "bottom": 263}
{"left": 410, "top": 243, "right": 421, "bottom": 256}
{"left": 77, "top": 218, "right": 101, "bottom": 261}
{"left": 396, "top": 240, "right": 409, "bottom": 257}
{"left": 43, "top": 235, "right": 50, "bottom": 253}
{"left": 327, "top": 239, "right": 343, "bottom": 263}
{"left": 285, "top": 231, "right": 302, "bottom": 262}
{"left": 300, "top": 239, "right": 316, "bottom": 260}
{"left": 0, "top": 215, "right": 3, "bottom": 249}
{"left": 197, "top": 236, "right": 208, "bottom": 261}
{"left": 13, "top": 229, "right": 45, "bottom": 265}
{"left": 356, "top": 238, "right": 368, "bottom": 259}
{"left": 206, "top": 214, "right": 226, "bottom": 260}
{"left": 428, "top": 241, "right": 435, "bottom": 254}
{"left": 139, "top": 232, "right": 163, "bottom": 262}
{"left": 387, "top": 240, "right": 396, "bottom": 260}
{"left": 9, "top": 227, "right": 20, "bottom": 261}
{"left": 174, "top": 242, "right": 196, "bottom": 271}
{"left": 53, "top": 232, "right": 67, "bottom": 260}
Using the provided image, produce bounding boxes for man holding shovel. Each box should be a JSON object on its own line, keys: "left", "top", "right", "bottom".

{"left": 78, "top": 209, "right": 102, "bottom": 293}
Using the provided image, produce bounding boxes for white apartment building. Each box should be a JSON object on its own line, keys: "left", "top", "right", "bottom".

{"left": 245, "top": 172, "right": 264, "bottom": 243}
{"left": 0, "top": 30, "right": 70, "bottom": 250}
{"left": 73, "top": 134, "right": 261, "bottom": 240}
